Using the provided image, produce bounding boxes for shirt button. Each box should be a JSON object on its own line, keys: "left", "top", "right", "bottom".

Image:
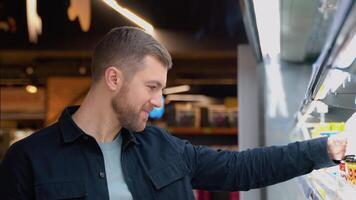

{"left": 99, "top": 172, "right": 105, "bottom": 178}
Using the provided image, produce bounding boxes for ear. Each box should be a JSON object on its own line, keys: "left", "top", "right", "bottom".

{"left": 104, "top": 66, "right": 123, "bottom": 91}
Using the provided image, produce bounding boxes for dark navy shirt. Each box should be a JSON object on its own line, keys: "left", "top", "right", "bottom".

{"left": 0, "top": 106, "right": 336, "bottom": 200}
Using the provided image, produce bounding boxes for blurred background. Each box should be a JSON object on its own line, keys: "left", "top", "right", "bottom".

{"left": 0, "top": 0, "right": 355, "bottom": 199}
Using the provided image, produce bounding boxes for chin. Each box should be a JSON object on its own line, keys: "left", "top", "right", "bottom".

{"left": 135, "top": 127, "right": 146, "bottom": 132}
{"left": 134, "top": 123, "right": 147, "bottom": 132}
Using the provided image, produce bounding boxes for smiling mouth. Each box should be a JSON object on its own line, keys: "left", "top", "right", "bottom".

{"left": 143, "top": 108, "right": 153, "bottom": 114}
{"left": 142, "top": 110, "right": 151, "bottom": 117}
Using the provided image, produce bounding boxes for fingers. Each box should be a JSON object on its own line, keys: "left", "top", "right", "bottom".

{"left": 327, "top": 135, "right": 348, "bottom": 161}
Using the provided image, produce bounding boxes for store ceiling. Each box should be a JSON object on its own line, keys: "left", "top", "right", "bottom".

{"left": 0, "top": 0, "right": 247, "bottom": 51}
{"left": 0, "top": 0, "right": 243, "bottom": 98}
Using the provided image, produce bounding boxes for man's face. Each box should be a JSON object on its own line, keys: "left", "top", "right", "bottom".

{"left": 111, "top": 56, "right": 167, "bottom": 132}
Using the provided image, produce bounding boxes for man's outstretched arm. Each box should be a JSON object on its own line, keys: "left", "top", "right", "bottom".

{"left": 180, "top": 136, "right": 346, "bottom": 191}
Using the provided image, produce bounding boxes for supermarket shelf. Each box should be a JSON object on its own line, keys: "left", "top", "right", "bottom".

{"left": 299, "top": 129, "right": 356, "bottom": 199}
{"left": 299, "top": 167, "right": 356, "bottom": 200}
{"left": 298, "top": 176, "right": 324, "bottom": 200}
{"left": 312, "top": 168, "right": 356, "bottom": 200}
{"left": 167, "top": 127, "right": 238, "bottom": 135}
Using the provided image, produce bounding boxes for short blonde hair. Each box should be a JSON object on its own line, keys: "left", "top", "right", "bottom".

{"left": 91, "top": 26, "right": 172, "bottom": 82}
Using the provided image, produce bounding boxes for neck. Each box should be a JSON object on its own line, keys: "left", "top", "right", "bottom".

{"left": 72, "top": 87, "right": 121, "bottom": 143}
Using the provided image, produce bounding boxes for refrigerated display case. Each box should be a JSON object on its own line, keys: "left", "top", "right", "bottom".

{"left": 295, "top": 1, "right": 356, "bottom": 199}
{"left": 240, "top": 0, "right": 355, "bottom": 199}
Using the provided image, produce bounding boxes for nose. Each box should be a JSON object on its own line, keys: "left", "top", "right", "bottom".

{"left": 150, "top": 93, "right": 163, "bottom": 108}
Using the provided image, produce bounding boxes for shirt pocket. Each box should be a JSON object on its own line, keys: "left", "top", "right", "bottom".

{"left": 35, "top": 180, "right": 87, "bottom": 200}
{"left": 148, "top": 161, "right": 194, "bottom": 200}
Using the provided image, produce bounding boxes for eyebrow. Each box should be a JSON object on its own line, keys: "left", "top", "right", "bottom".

{"left": 146, "top": 80, "right": 166, "bottom": 89}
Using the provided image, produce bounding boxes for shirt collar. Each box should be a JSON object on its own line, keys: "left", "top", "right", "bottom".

{"left": 58, "top": 106, "right": 85, "bottom": 143}
{"left": 58, "top": 106, "right": 139, "bottom": 146}
{"left": 121, "top": 127, "right": 140, "bottom": 148}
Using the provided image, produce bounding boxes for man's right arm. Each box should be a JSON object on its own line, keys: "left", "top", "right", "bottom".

{"left": 0, "top": 143, "right": 35, "bottom": 200}
{"left": 184, "top": 137, "right": 336, "bottom": 191}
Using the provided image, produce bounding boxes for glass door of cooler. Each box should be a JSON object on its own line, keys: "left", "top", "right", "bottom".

{"left": 296, "top": 1, "right": 356, "bottom": 199}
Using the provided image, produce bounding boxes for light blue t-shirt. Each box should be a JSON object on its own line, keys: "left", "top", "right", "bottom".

{"left": 98, "top": 134, "right": 133, "bottom": 200}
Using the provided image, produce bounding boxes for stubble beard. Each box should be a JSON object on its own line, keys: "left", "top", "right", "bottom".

{"left": 111, "top": 88, "right": 147, "bottom": 132}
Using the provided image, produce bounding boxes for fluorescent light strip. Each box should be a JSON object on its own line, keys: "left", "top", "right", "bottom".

{"left": 252, "top": 0, "right": 280, "bottom": 57}
{"left": 102, "top": 0, "right": 154, "bottom": 34}
{"left": 265, "top": 58, "right": 289, "bottom": 118}
{"left": 163, "top": 85, "right": 190, "bottom": 95}
{"left": 166, "top": 94, "right": 213, "bottom": 103}
{"left": 26, "top": 0, "right": 42, "bottom": 43}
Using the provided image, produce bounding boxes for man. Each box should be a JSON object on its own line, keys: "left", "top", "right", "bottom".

{"left": 0, "top": 27, "right": 348, "bottom": 200}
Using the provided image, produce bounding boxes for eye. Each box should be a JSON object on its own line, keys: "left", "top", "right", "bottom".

{"left": 147, "top": 85, "right": 157, "bottom": 90}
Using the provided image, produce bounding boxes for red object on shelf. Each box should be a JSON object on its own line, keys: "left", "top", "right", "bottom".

{"left": 229, "top": 192, "right": 239, "bottom": 200}
{"left": 195, "top": 190, "right": 211, "bottom": 200}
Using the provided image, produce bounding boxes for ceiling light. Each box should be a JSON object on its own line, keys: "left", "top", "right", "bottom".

{"left": 252, "top": 0, "right": 280, "bottom": 58}
{"left": 102, "top": 0, "right": 154, "bottom": 34}
{"left": 166, "top": 94, "right": 214, "bottom": 104}
{"left": 265, "top": 58, "right": 289, "bottom": 118}
{"left": 79, "top": 66, "right": 87, "bottom": 75}
{"left": 25, "top": 66, "right": 34, "bottom": 75}
{"left": 26, "top": 84, "right": 38, "bottom": 94}
{"left": 26, "top": 0, "right": 42, "bottom": 43}
{"left": 163, "top": 85, "right": 190, "bottom": 95}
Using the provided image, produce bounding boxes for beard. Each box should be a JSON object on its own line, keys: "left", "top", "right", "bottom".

{"left": 111, "top": 86, "right": 148, "bottom": 132}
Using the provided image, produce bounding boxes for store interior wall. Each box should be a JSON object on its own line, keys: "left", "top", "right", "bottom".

{"left": 263, "top": 60, "right": 313, "bottom": 200}
{"left": 238, "top": 45, "right": 317, "bottom": 200}
{"left": 238, "top": 45, "right": 264, "bottom": 200}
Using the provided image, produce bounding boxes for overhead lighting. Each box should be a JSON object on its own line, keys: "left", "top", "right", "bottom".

{"left": 25, "top": 66, "right": 34, "bottom": 75}
{"left": 67, "top": 0, "right": 91, "bottom": 32}
{"left": 102, "top": 0, "right": 154, "bottom": 34}
{"left": 166, "top": 94, "right": 214, "bottom": 104}
{"left": 79, "top": 66, "right": 87, "bottom": 75}
{"left": 26, "top": 84, "right": 38, "bottom": 94}
{"left": 163, "top": 85, "right": 190, "bottom": 95}
{"left": 252, "top": 0, "right": 280, "bottom": 58}
{"left": 265, "top": 58, "right": 289, "bottom": 118}
{"left": 26, "top": 0, "right": 42, "bottom": 43}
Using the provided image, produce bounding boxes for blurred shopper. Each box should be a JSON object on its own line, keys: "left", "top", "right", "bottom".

{"left": 0, "top": 27, "right": 348, "bottom": 200}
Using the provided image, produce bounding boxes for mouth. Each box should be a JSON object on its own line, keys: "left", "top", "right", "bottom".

{"left": 142, "top": 109, "right": 152, "bottom": 117}
{"left": 143, "top": 108, "right": 153, "bottom": 114}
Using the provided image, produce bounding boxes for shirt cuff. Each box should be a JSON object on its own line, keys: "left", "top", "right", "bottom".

{"left": 310, "top": 137, "right": 338, "bottom": 169}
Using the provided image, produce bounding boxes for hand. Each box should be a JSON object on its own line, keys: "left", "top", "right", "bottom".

{"left": 327, "top": 133, "right": 348, "bottom": 161}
